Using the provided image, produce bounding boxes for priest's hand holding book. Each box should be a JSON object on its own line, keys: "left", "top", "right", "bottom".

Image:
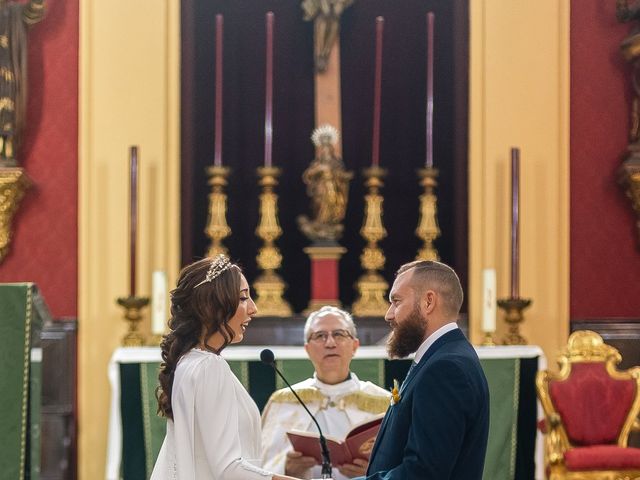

{"left": 284, "top": 413, "right": 383, "bottom": 478}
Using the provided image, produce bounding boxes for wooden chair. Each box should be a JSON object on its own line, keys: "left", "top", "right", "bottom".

{"left": 536, "top": 330, "right": 640, "bottom": 480}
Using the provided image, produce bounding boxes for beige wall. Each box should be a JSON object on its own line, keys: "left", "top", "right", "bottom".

{"left": 79, "top": 1, "right": 181, "bottom": 478}
{"left": 467, "top": 0, "right": 570, "bottom": 361}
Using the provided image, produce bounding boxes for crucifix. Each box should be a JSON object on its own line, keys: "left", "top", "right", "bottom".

{"left": 302, "top": 0, "right": 354, "bottom": 156}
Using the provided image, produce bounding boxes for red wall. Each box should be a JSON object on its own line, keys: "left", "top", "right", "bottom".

{"left": 571, "top": 0, "right": 640, "bottom": 319}
{"left": 0, "top": 0, "right": 79, "bottom": 318}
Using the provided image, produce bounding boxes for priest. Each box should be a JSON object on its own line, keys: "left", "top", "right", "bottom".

{"left": 261, "top": 306, "right": 390, "bottom": 479}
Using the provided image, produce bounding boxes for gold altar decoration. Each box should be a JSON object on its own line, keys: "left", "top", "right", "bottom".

{"left": 302, "top": 0, "right": 354, "bottom": 73}
{"left": 0, "top": 167, "right": 31, "bottom": 263}
{"left": 415, "top": 167, "right": 441, "bottom": 261}
{"left": 481, "top": 332, "right": 496, "bottom": 347}
{"left": 617, "top": 1, "right": 640, "bottom": 248}
{"left": 254, "top": 166, "right": 293, "bottom": 317}
{"left": 205, "top": 165, "right": 231, "bottom": 257}
{"left": 353, "top": 166, "right": 388, "bottom": 316}
{"left": 298, "top": 124, "right": 353, "bottom": 243}
{"left": 497, "top": 296, "right": 532, "bottom": 345}
{"left": 0, "top": 0, "right": 46, "bottom": 163}
{"left": 117, "top": 295, "right": 149, "bottom": 347}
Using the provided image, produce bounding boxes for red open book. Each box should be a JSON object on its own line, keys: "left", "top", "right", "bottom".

{"left": 286, "top": 413, "right": 384, "bottom": 466}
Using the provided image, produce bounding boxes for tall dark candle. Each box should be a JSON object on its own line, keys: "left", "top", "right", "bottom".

{"left": 214, "top": 14, "right": 224, "bottom": 167}
{"left": 426, "top": 12, "right": 434, "bottom": 168}
{"left": 129, "top": 146, "right": 138, "bottom": 297}
{"left": 371, "top": 16, "right": 384, "bottom": 167}
{"left": 264, "top": 12, "right": 274, "bottom": 168}
{"left": 510, "top": 147, "right": 520, "bottom": 298}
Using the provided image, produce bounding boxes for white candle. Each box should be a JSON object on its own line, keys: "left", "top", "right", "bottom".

{"left": 482, "top": 269, "right": 496, "bottom": 333}
{"left": 152, "top": 271, "right": 167, "bottom": 335}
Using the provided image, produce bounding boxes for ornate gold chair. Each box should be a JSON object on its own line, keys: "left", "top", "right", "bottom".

{"left": 536, "top": 330, "right": 640, "bottom": 480}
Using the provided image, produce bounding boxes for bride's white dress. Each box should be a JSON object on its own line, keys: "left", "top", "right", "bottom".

{"left": 151, "top": 349, "right": 273, "bottom": 480}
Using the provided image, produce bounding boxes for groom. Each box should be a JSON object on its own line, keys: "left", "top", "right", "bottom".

{"left": 357, "top": 260, "right": 490, "bottom": 479}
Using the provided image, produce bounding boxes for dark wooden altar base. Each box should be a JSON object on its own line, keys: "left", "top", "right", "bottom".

{"left": 41, "top": 319, "right": 77, "bottom": 480}
{"left": 242, "top": 315, "right": 390, "bottom": 346}
{"left": 242, "top": 314, "right": 469, "bottom": 346}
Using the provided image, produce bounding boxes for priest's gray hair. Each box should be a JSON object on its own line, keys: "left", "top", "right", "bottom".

{"left": 304, "top": 305, "right": 357, "bottom": 342}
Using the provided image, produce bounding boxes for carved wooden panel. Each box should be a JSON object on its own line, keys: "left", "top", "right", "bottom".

{"left": 41, "top": 320, "right": 77, "bottom": 480}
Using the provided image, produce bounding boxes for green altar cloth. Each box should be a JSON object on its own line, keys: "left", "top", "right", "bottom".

{"left": 108, "top": 345, "right": 542, "bottom": 480}
{"left": 0, "top": 283, "right": 44, "bottom": 480}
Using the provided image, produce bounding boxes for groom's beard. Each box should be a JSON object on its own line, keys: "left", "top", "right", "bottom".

{"left": 387, "top": 305, "right": 427, "bottom": 358}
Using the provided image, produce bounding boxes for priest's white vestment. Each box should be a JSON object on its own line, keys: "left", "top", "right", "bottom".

{"left": 261, "top": 374, "right": 390, "bottom": 480}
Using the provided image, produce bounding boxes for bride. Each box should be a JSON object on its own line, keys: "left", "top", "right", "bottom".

{"left": 151, "top": 254, "right": 303, "bottom": 480}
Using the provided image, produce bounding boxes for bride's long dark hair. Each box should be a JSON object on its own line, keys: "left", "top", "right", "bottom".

{"left": 156, "top": 257, "right": 241, "bottom": 419}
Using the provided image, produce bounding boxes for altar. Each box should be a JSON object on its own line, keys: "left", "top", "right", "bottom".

{"left": 106, "top": 344, "right": 544, "bottom": 480}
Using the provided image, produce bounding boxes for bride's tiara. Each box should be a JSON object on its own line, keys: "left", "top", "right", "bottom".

{"left": 194, "top": 254, "right": 233, "bottom": 288}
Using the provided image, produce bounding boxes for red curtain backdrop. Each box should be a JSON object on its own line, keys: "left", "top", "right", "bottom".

{"left": 0, "top": 0, "right": 79, "bottom": 318}
{"left": 570, "top": 0, "right": 640, "bottom": 319}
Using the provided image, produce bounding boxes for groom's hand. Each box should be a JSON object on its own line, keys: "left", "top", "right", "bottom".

{"left": 337, "top": 458, "right": 368, "bottom": 477}
{"left": 285, "top": 450, "right": 317, "bottom": 477}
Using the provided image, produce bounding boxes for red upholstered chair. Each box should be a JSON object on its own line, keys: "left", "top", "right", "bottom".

{"left": 536, "top": 330, "right": 640, "bottom": 480}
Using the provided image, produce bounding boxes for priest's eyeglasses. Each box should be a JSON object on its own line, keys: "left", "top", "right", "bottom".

{"left": 307, "top": 329, "right": 353, "bottom": 343}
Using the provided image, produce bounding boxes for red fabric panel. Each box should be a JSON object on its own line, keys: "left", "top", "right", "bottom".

{"left": 570, "top": 0, "right": 640, "bottom": 318}
{"left": 310, "top": 258, "right": 340, "bottom": 300}
{"left": 549, "top": 363, "right": 635, "bottom": 445}
{"left": 565, "top": 445, "right": 640, "bottom": 471}
{"left": 0, "top": 1, "right": 79, "bottom": 317}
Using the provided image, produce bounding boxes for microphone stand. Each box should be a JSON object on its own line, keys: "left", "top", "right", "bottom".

{"left": 267, "top": 359, "right": 333, "bottom": 478}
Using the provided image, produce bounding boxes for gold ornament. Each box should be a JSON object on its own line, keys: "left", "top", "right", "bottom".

{"left": 254, "top": 166, "right": 292, "bottom": 317}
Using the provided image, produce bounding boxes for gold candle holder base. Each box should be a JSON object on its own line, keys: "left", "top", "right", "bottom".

{"left": 117, "top": 295, "right": 150, "bottom": 347}
{"left": 254, "top": 271, "right": 293, "bottom": 317}
{"left": 254, "top": 166, "right": 292, "bottom": 317}
{"left": 353, "top": 166, "right": 388, "bottom": 317}
{"left": 497, "top": 297, "right": 532, "bottom": 345}
{"left": 148, "top": 334, "right": 163, "bottom": 346}
{"left": 353, "top": 272, "right": 389, "bottom": 317}
{"left": 481, "top": 332, "right": 496, "bottom": 346}
{"left": 205, "top": 165, "right": 231, "bottom": 257}
{"left": 0, "top": 167, "right": 31, "bottom": 263}
{"left": 415, "top": 167, "right": 441, "bottom": 261}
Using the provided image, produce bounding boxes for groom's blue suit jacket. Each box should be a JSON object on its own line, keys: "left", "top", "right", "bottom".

{"left": 362, "top": 328, "right": 490, "bottom": 479}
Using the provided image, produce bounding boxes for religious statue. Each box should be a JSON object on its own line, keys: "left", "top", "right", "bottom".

{"left": 0, "top": 0, "right": 46, "bottom": 166}
{"left": 618, "top": 0, "right": 640, "bottom": 143}
{"left": 301, "top": 0, "right": 354, "bottom": 72}
{"left": 298, "top": 124, "right": 353, "bottom": 242}
{"left": 616, "top": 0, "right": 640, "bottom": 249}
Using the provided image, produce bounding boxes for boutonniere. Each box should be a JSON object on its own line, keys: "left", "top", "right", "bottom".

{"left": 390, "top": 379, "right": 401, "bottom": 405}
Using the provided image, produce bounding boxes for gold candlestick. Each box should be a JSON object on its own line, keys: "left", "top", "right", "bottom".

{"left": 254, "top": 166, "right": 292, "bottom": 316}
{"left": 497, "top": 297, "right": 532, "bottom": 345}
{"left": 117, "top": 295, "right": 150, "bottom": 347}
{"left": 481, "top": 332, "right": 496, "bottom": 347}
{"left": 205, "top": 165, "right": 231, "bottom": 257}
{"left": 353, "top": 166, "right": 389, "bottom": 317}
{"left": 415, "top": 167, "right": 441, "bottom": 261}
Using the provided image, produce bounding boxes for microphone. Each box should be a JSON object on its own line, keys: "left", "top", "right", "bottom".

{"left": 260, "top": 348, "right": 333, "bottom": 479}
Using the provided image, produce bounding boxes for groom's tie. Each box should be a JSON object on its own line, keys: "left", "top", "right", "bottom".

{"left": 400, "top": 361, "right": 417, "bottom": 394}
